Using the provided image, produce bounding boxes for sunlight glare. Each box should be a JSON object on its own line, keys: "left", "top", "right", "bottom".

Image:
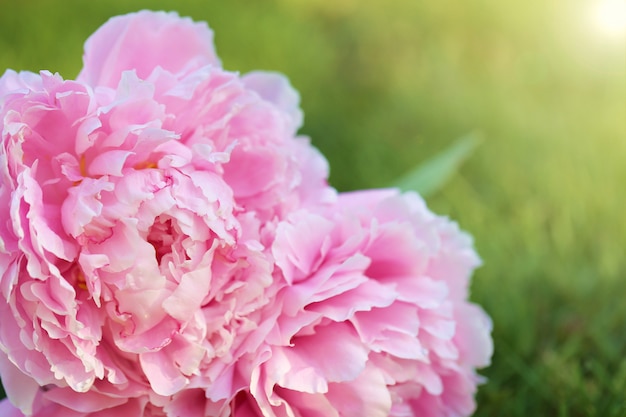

{"left": 592, "top": 0, "right": 626, "bottom": 38}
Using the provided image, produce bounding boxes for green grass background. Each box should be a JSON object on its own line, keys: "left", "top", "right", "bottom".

{"left": 1, "top": 0, "right": 625, "bottom": 415}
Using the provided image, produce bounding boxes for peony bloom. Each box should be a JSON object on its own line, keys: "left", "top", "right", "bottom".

{"left": 229, "top": 190, "right": 492, "bottom": 417}
{"left": 0, "top": 10, "right": 491, "bottom": 417}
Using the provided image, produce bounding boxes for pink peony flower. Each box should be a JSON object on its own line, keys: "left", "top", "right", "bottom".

{"left": 0, "top": 10, "right": 491, "bottom": 417}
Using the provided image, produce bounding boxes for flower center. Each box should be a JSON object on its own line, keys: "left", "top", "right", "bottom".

{"left": 147, "top": 216, "right": 176, "bottom": 265}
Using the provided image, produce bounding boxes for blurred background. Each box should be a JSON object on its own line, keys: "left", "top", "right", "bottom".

{"left": 1, "top": 0, "right": 625, "bottom": 415}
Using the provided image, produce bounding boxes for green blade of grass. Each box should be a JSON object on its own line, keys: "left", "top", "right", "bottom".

{"left": 392, "top": 132, "right": 482, "bottom": 197}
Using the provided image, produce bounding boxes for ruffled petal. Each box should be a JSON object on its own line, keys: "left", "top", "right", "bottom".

{"left": 78, "top": 11, "right": 220, "bottom": 88}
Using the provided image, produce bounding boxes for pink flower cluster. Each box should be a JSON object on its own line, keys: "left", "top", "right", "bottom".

{"left": 0, "top": 11, "right": 492, "bottom": 417}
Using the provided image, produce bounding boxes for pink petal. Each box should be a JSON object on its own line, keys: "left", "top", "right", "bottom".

{"left": 415, "top": 362, "right": 444, "bottom": 395}
{"left": 164, "top": 389, "right": 214, "bottom": 417}
{"left": 351, "top": 302, "right": 426, "bottom": 360}
{"left": 140, "top": 349, "right": 189, "bottom": 396}
{"left": 78, "top": 11, "right": 220, "bottom": 88}
{"left": 0, "top": 354, "right": 39, "bottom": 415}
{"left": 275, "top": 322, "right": 369, "bottom": 393}
{"left": 326, "top": 366, "right": 392, "bottom": 417}
{"left": 394, "top": 276, "right": 449, "bottom": 309}
{"left": 454, "top": 303, "right": 493, "bottom": 368}
{"left": 306, "top": 279, "right": 397, "bottom": 321}
{"left": 242, "top": 71, "right": 303, "bottom": 131}
{"left": 22, "top": 171, "right": 78, "bottom": 262}
{"left": 43, "top": 388, "right": 127, "bottom": 413}
{"left": 272, "top": 211, "right": 334, "bottom": 284}
{"left": 61, "top": 177, "right": 114, "bottom": 238}
{"left": 87, "top": 150, "right": 134, "bottom": 177}
{"left": 222, "top": 146, "right": 287, "bottom": 198}
{"left": 0, "top": 399, "right": 25, "bottom": 417}
{"left": 162, "top": 259, "right": 213, "bottom": 321}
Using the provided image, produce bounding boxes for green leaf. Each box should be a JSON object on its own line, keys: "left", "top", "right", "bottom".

{"left": 392, "top": 132, "right": 482, "bottom": 197}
